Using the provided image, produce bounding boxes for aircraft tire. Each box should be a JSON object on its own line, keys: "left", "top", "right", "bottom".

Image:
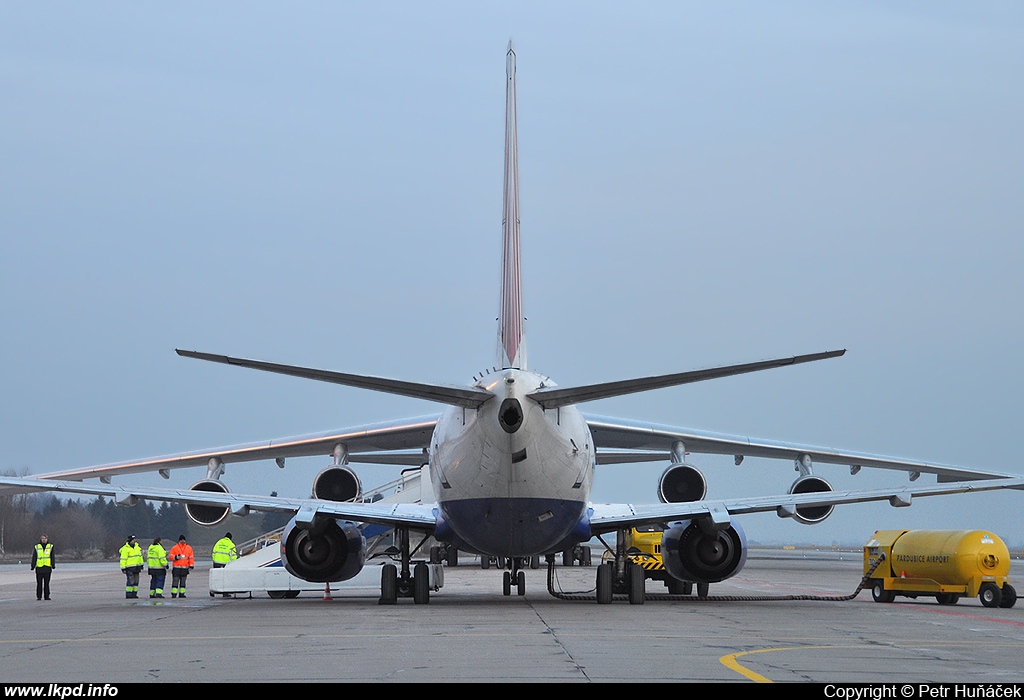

{"left": 267, "top": 590, "right": 287, "bottom": 599}
{"left": 413, "top": 562, "right": 430, "bottom": 604}
{"left": 503, "top": 571, "right": 511, "bottom": 596}
{"left": 596, "top": 562, "right": 613, "bottom": 604}
{"left": 379, "top": 564, "right": 398, "bottom": 605}
{"left": 628, "top": 564, "right": 645, "bottom": 605}
{"left": 517, "top": 570, "right": 526, "bottom": 596}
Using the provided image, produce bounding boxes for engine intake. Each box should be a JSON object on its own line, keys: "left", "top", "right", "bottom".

{"left": 313, "top": 466, "right": 362, "bottom": 502}
{"left": 185, "top": 479, "right": 231, "bottom": 527}
{"left": 662, "top": 519, "right": 747, "bottom": 584}
{"left": 786, "top": 475, "right": 834, "bottom": 525}
{"left": 282, "top": 517, "right": 365, "bottom": 583}
{"left": 658, "top": 464, "right": 707, "bottom": 503}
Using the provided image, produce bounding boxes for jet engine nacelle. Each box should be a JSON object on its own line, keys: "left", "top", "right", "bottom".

{"left": 661, "top": 519, "right": 747, "bottom": 584}
{"left": 282, "top": 516, "right": 365, "bottom": 583}
{"left": 657, "top": 463, "right": 707, "bottom": 503}
{"left": 312, "top": 466, "right": 362, "bottom": 502}
{"left": 786, "top": 475, "right": 835, "bottom": 525}
{"left": 185, "top": 479, "right": 231, "bottom": 527}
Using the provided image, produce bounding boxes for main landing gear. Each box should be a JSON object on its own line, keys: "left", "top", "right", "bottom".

{"left": 596, "top": 529, "right": 647, "bottom": 605}
{"left": 379, "top": 527, "right": 432, "bottom": 605}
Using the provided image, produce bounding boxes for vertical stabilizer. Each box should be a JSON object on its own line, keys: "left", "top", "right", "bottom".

{"left": 499, "top": 41, "right": 526, "bottom": 370}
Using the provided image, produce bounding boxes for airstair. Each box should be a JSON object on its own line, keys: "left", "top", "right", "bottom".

{"left": 209, "top": 465, "right": 443, "bottom": 598}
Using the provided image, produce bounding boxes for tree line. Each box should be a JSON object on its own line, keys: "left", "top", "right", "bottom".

{"left": 1, "top": 475, "right": 292, "bottom": 560}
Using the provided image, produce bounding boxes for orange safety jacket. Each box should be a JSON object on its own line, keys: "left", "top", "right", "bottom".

{"left": 168, "top": 542, "right": 195, "bottom": 569}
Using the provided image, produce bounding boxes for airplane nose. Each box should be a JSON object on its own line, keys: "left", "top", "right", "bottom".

{"left": 498, "top": 398, "right": 524, "bottom": 433}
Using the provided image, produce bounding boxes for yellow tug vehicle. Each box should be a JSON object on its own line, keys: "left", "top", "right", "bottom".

{"left": 864, "top": 529, "right": 1016, "bottom": 608}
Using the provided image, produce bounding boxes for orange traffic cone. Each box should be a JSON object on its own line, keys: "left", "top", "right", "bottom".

{"left": 323, "top": 583, "right": 333, "bottom": 601}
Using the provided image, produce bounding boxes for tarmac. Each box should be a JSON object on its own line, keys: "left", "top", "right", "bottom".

{"left": 2, "top": 550, "right": 1024, "bottom": 683}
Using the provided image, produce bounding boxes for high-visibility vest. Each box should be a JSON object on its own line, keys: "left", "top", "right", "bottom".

{"left": 34, "top": 543, "right": 53, "bottom": 568}
{"left": 211, "top": 538, "right": 237, "bottom": 565}
{"left": 147, "top": 544, "right": 168, "bottom": 570}
{"left": 119, "top": 542, "right": 143, "bottom": 569}
{"left": 169, "top": 542, "right": 195, "bottom": 569}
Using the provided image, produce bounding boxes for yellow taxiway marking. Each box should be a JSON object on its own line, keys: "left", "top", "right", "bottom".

{"left": 721, "top": 644, "right": 876, "bottom": 683}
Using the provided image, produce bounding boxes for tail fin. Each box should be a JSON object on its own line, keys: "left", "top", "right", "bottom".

{"left": 499, "top": 41, "right": 526, "bottom": 370}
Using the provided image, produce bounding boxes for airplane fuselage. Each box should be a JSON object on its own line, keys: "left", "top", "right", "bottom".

{"left": 430, "top": 368, "right": 594, "bottom": 556}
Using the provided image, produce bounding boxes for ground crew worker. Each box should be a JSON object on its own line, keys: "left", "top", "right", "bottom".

{"left": 119, "top": 535, "right": 144, "bottom": 599}
{"left": 211, "top": 532, "right": 237, "bottom": 568}
{"left": 31, "top": 534, "right": 54, "bottom": 601}
{"left": 211, "top": 532, "right": 238, "bottom": 598}
{"left": 147, "top": 537, "right": 168, "bottom": 599}
{"left": 168, "top": 534, "right": 195, "bottom": 598}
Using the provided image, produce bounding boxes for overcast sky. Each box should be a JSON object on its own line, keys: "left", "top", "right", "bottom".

{"left": 2, "top": 3, "right": 1022, "bottom": 546}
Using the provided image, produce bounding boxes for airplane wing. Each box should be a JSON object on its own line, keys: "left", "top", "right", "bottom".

{"left": 30, "top": 415, "right": 439, "bottom": 483}
{"left": 0, "top": 475, "right": 438, "bottom": 531}
{"left": 588, "top": 476, "right": 1024, "bottom": 534}
{"left": 585, "top": 414, "right": 1023, "bottom": 483}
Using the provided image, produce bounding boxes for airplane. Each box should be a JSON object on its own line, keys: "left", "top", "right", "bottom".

{"left": 3, "top": 42, "right": 1024, "bottom": 605}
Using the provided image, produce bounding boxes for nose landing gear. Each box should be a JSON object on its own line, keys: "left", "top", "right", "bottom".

{"left": 501, "top": 557, "right": 528, "bottom": 596}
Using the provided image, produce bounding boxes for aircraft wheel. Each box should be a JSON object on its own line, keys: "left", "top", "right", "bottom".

{"left": 379, "top": 564, "right": 398, "bottom": 605}
{"left": 581, "top": 546, "right": 592, "bottom": 567}
{"left": 667, "top": 578, "right": 686, "bottom": 595}
{"left": 596, "top": 562, "right": 613, "bottom": 604}
{"left": 628, "top": 564, "right": 645, "bottom": 605}
{"left": 1000, "top": 583, "right": 1017, "bottom": 609}
{"left": 697, "top": 582, "right": 710, "bottom": 598}
{"left": 413, "top": 562, "right": 430, "bottom": 604}
{"left": 529, "top": 555, "right": 540, "bottom": 569}
{"left": 562, "top": 549, "right": 574, "bottom": 567}
{"left": 267, "top": 590, "right": 287, "bottom": 599}
{"left": 285, "top": 590, "right": 300, "bottom": 599}
{"left": 481, "top": 556, "right": 490, "bottom": 570}
{"left": 517, "top": 570, "right": 526, "bottom": 596}
{"left": 503, "top": 571, "right": 512, "bottom": 596}
{"left": 446, "top": 547, "right": 459, "bottom": 567}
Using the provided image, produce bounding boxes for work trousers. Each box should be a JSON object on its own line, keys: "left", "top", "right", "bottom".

{"left": 124, "top": 567, "right": 141, "bottom": 598}
{"left": 171, "top": 568, "right": 189, "bottom": 597}
{"left": 149, "top": 569, "right": 166, "bottom": 597}
{"left": 35, "top": 566, "right": 51, "bottom": 600}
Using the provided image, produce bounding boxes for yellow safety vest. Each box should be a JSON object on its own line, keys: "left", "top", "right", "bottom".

{"left": 34, "top": 543, "right": 53, "bottom": 568}
{"left": 211, "top": 538, "right": 237, "bottom": 565}
{"left": 120, "top": 542, "right": 143, "bottom": 569}
{"left": 147, "top": 544, "right": 168, "bottom": 570}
